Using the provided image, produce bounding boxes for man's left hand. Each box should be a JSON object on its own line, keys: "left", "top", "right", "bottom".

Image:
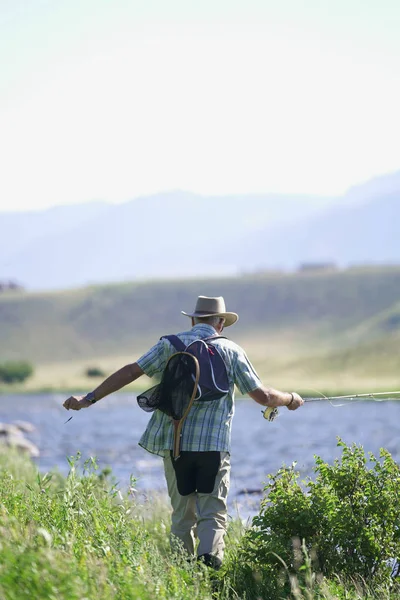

{"left": 287, "top": 392, "right": 304, "bottom": 410}
{"left": 63, "top": 395, "right": 92, "bottom": 411}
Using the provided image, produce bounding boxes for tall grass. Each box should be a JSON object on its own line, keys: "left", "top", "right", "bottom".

{"left": 0, "top": 450, "right": 398, "bottom": 599}
{"left": 0, "top": 450, "right": 218, "bottom": 599}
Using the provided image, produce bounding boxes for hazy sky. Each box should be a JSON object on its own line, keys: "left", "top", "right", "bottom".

{"left": 1, "top": 0, "right": 400, "bottom": 211}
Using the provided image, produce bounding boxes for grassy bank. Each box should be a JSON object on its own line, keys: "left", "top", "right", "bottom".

{"left": 0, "top": 449, "right": 218, "bottom": 600}
{"left": 2, "top": 334, "right": 400, "bottom": 396}
{"left": 0, "top": 449, "right": 399, "bottom": 599}
{"left": 2, "top": 267, "right": 400, "bottom": 395}
{"left": 2, "top": 267, "right": 400, "bottom": 365}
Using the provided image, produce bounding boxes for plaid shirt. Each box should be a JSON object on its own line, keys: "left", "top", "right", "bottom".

{"left": 137, "top": 324, "right": 262, "bottom": 456}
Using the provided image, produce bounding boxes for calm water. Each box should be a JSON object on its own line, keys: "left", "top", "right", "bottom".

{"left": 1, "top": 393, "right": 399, "bottom": 519}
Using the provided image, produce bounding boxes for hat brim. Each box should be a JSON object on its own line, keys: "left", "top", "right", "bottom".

{"left": 181, "top": 311, "right": 238, "bottom": 327}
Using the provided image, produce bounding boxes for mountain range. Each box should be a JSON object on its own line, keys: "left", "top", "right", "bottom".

{"left": 0, "top": 170, "right": 399, "bottom": 291}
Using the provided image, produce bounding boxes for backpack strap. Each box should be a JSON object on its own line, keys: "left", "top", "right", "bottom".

{"left": 161, "top": 334, "right": 186, "bottom": 352}
{"left": 161, "top": 334, "right": 228, "bottom": 351}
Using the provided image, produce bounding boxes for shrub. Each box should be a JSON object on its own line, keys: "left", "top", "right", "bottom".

{"left": 230, "top": 439, "right": 400, "bottom": 599}
{"left": 0, "top": 361, "right": 34, "bottom": 384}
{"left": 85, "top": 366, "right": 106, "bottom": 378}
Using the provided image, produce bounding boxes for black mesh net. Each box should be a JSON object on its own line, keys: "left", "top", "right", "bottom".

{"left": 137, "top": 352, "right": 199, "bottom": 420}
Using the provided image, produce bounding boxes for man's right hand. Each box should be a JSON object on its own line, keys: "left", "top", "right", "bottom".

{"left": 287, "top": 392, "right": 304, "bottom": 411}
{"left": 63, "top": 395, "right": 92, "bottom": 411}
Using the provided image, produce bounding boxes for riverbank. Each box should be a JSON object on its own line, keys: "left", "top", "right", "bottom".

{"left": 1, "top": 349, "right": 399, "bottom": 397}
{"left": 3, "top": 392, "right": 400, "bottom": 530}
{"left": 1, "top": 447, "right": 399, "bottom": 599}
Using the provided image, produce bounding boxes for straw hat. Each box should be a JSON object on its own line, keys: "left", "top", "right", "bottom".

{"left": 181, "top": 296, "right": 238, "bottom": 327}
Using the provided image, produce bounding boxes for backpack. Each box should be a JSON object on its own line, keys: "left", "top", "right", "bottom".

{"left": 161, "top": 334, "right": 230, "bottom": 402}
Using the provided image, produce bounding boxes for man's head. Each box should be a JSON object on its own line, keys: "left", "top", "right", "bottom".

{"left": 181, "top": 296, "right": 238, "bottom": 331}
{"left": 192, "top": 315, "right": 226, "bottom": 333}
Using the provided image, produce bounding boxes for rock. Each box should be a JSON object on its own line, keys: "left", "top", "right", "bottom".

{"left": 13, "top": 420, "right": 36, "bottom": 433}
{"left": 0, "top": 422, "right": 40, "bottom": 457}
{"left": 0, "top": 423, "right": 23, "bottom": 436}
{"left": 0, "top": 435, "right": 40, "bottom": 458}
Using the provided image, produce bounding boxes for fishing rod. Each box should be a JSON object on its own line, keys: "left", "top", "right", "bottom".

{"left": 304, "top": 391, "right": 400, "bottom": 402}
{"left": 262, "top": 390, "right": 400, "bottom": 422}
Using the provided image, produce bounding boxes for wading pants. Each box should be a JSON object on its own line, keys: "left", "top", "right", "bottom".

{"left": 163, "top": 451, "right": 231, "bottom": 563}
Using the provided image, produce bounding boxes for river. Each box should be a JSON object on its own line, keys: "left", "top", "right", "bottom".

{"left": 1, "top": 393, "right": 399, "bottom": 520}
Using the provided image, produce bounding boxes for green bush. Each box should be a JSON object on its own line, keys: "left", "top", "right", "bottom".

{"left": 85, "top": 366, "right": 106, "bottom": 378}
{"left": 230, "top": 439, "right": 400, "bottom": 599}
{"left": 0, "top": 361, "right": 34, "bottom": 384}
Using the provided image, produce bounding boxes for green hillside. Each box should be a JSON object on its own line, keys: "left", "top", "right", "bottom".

{"left": 1, "top": 266, "right": 400, "bottom": 393}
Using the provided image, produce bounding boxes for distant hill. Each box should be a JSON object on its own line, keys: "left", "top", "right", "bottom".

{"left": 0, "top": 201, "right": 110, "bottom": 264}
{"left": 2, "top": 266, "right": 400, "bottom": 365}
{"left": 0, "top": 169, "right": 399, "bottom": 291}
{"left": 231, "top": 190, "right": 400, "bottom": 271}
{"left": 0, "top": 191, "right": 332, "bottom": 290}
{"left": 346, "top": 170, "right": 400, "bottom": 203}
{"left": 2, "top": 266, "right": 400, "bottom": 394}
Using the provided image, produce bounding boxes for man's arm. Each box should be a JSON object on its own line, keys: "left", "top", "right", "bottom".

{"left": 63, "top": 362, "right": 144, "bottom": 411}
{"left": 231, "top": 346, "right": 304, "bottom": 411}
{"left": 248, "top": 386, "right": 303, "bottom": 411}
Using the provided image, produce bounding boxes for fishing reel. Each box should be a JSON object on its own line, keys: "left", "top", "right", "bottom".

{"left": 262, "top": 406, "right": 279, "bottom": 422}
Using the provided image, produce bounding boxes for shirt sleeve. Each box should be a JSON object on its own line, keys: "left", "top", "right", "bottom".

{"left": 233, "top": 348, "right": 262, "bottom": 395}
{"left": 136, "top": 338, "right": 170, "bottom": 378}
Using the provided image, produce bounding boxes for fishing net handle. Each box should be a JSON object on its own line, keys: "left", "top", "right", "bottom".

{"left": 172, "top": 352, "right": 200, "bottom": 459}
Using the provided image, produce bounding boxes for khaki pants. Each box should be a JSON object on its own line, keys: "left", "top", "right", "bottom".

{"left": 163, "top": 451, "right": 231, "bottom": 561}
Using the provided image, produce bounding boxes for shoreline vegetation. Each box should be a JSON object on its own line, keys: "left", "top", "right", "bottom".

{"left": 2, "top": 369, "right": 400, "bottom": 398}
{"left": 2, "top": 387, "right": 400, "bottom": 399}
{"left": 1, "top": 361, "right": 400, "bottom": 399}
{"left": 1, "top": 340, "right": 400, "bottom": 398}
{"left": 0, "top": 442, "right": 399, "bottom": 599}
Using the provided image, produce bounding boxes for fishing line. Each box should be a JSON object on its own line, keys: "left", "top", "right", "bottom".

{"left": 262, "top": 390, "right": 400, "bottom": 421}
{"left": 304, "top": 390, "right": 400, "bottom": 408}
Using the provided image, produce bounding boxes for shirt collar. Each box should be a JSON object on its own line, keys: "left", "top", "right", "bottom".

{"left": 191, "top": 323, "right": 218, "bottom": 336}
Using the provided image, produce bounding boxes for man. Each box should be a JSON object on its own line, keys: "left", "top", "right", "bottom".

{"left": 63, "top": 295, "right": 304, "bottom": 570}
